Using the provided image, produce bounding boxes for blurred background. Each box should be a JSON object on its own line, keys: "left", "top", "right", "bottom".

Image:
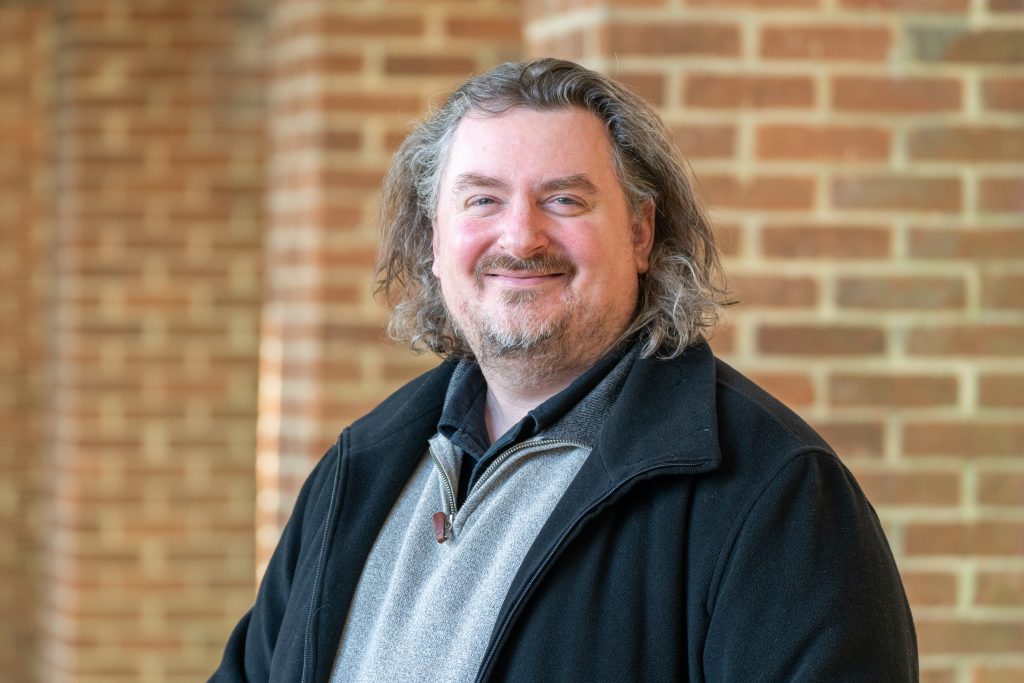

{"left": 1, "top": 0, "right": 1022, "bottom": 681}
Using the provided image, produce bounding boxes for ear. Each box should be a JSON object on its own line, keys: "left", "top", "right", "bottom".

{"left": 632, "top": 201, "right": 655, "bottom": 274}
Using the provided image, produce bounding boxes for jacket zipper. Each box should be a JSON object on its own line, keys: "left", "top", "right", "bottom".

{"left": 429, "top": 438, "right": 587, "bottom": 542}
{"left": 472, "top": 460, "right": 709, "bottom": 683}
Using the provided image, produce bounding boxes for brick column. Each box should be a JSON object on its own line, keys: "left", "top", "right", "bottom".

{"left": 0, "top": 5, "right": 51, "bottom": 681}
{"left": 43, "top": 1, "right": 265, "bottom": 680}
{"left": 258, "top": 0, "right": 522, "bottom": 568}
{"left": 525, "top": 0, "right": 1024, "bottom": 680}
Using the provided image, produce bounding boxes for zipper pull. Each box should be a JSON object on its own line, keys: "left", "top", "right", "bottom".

{"left": 431, "top": 511, "right": 450, "bottom": 543}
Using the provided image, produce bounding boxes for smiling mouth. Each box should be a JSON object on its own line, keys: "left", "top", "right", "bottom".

{"left": 485, "top": 271, "right": 566, "bottom": 286}
{"left": 475, "top": 254, "right": 575, "bottom": 286}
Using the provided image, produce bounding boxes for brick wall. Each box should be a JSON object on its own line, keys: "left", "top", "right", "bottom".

{"left": 3, "top": 0, "right": 1021, "bottom": 681}
{"left": 523, "top": 1, "right": 1024, "bottom": 681}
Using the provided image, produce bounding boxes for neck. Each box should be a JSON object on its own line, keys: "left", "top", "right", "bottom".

{"left": 480, "top": 361, "right": 583, "bottom": 442}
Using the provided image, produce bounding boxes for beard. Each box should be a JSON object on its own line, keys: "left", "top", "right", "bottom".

{"left": 450, "top": 253, "right": 616, "bottom": 384}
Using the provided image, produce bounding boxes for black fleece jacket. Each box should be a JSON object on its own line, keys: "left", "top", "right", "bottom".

{"left": 211, "top": 342, "right": 918, "bottom": 682}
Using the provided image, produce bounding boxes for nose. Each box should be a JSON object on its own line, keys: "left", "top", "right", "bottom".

{"left": 496, "top": 200, "right": 549, "bottom": 258}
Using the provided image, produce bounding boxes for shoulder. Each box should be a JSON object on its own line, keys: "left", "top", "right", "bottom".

{"left": 712, "top": 356, "right": 833, "bottom": 459}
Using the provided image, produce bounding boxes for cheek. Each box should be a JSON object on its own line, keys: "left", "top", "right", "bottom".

{"left": 445, "top": 222, "right": 493, "bottom": 269}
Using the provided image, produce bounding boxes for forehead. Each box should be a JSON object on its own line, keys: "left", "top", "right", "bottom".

{"left": 440, "top": 107, "right": 621, "bottom": 189}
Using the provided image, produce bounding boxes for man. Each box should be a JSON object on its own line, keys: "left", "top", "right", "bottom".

{"left": 213, "top": 59, "right": 917, "bottom": 682}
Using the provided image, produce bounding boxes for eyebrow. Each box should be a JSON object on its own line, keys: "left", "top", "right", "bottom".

{"left": 451, "top": 173, "right": 510, "bottom": 194}
{"left": 450, "top": 172, "right": 600, "bottom": 196}
{"left": 537, "top": 174, "right": 599, "bottom": 196}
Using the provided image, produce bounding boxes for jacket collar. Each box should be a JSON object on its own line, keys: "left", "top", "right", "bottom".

{"left": 595, "top": 340, "right": 722, "bottom": 481}
{"left": 344, "top": 339, "right": 723, "bottom": 484}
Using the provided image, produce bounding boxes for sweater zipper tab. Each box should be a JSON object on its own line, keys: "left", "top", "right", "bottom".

{"left": 429, "top": 446, "right": 458, "bottom": 542}
{"left": 431, "top": 511, "right": 450, "bottom": 543}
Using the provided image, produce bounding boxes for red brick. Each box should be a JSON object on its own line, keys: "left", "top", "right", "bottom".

{"left": 990, "top": 0, "right": 1024, "bottom": 9}
{"left": 983, "top": 78, "right": 1024, "bottom": 111}
{"left": 762, "top": 225, "right": 891, "bottom": 259}
{"left": 840, "top": 0, "right": 966, "bottom": 9}
{"left": 757, "top": 124, "right": 890, "bottom": 161}
{"left": 715, "top": 223, "right": 743, "bottom": 257}
{"left": 446, "top": 17, "right": 520, "bottom": 41}
{"left": 747, "top": 371, "right": 815, "bottom": 407}
{"left": 760, "top": 25, "right": 891, "bottom": 61}
{"left": 982, "top": 274, "right": 1024, "bottom": 310}
{"left": 836, "top": 275, "right": 966, "bottom": 309}
{"left": 907, "top": 325, "right": 1024, "bottom": 357}
{"left": 671, "top": 124, "right": 735, "bottom": 158}
{"left": 384, "top": 55, "right": 476, "bottom": 77}
{"left": 758, "top": 325, "right": 886, "bottom": 356}
{"left": 832, "top": 175, "right": 960, "bottom": 212}
{"left": 730, "top": 274, "right": 818, "bottom": 307}
{"left": 275, "top": 129, "right": 362, "bottom": 154}
{"left": 915, "top": 618, "right": 1024, "bottom": 654}
{"left": 979, "top": 374, "right": 1024, "bottom": 407}
{"left": 979, "top": 177, "right": 1024, "bottom": 212}
{"left": 909, "top": 27, "right": 1024, "bottom": 64}
{"left": 908, "top": 127, "right": 1024, "bottom": 161}
{"left": 814, "top": 421, "right": 887, "bottom": 457}
{"left": 971, "top": 667, "right": 1024, "bottom": 683}
{"left": 908, "top": 227, "right": 1024, "bottom": 260}
{"left": 978, "top": 471, "right": 1024, "bottom": 505}
{"left": 707, "top": 324, "right": 736, "bottom": 354}
{"left": 854, "top": 469, "right": 960, "bottom": 505}
{"left": 272, "top": 54, "right": 363, "bottom": 78}
{"left": 617, "top": 73, "right": 667, "bottom": 107}
{"left": 685, "top": 74, "right": 815, "bottom": 109}
{"left": 605, "top": 22, "right": 740, "bottom": 57}
{"left": 906, "top": 522, "right": 1024, "bottom": 556}
{"left": 977, "top": 572, "right": 1024, "bottom": 606}
{"left": 900, "top": 570, "right": 958, "bottom": 606}
{"left": 829, "top": 374, "right": 958, "bottom": 407}
{"left": 318, "top": 93, "right": 423, "bottom": 115}
{"left": 832, "top": 76, "right": 961, "bottom": 113}
{"left": 921, "top": 668, "right": 956, "bottom": 683}
{"left": 697, "top": 175, "right": 815, "bottom": 210}
{"left": 903, "top": 422, "right": 1024, "bottom": 457}
{"left": 292, "top": 15, "right": 425, "bottom": 40}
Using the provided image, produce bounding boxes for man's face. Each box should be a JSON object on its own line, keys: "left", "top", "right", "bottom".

{"left": 431, "top": 106, "right": 654, "bottom": 369}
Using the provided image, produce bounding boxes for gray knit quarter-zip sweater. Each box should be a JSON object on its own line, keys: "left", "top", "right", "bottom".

{"left": 331, "top": 350, "right": 635, "bottom": 682}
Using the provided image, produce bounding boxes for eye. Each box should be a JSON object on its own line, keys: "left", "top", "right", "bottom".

{"left": 463, "top": 195, "right": 501, "bottom": 216}
{"left": 546, "top": 195, "right": 587, "bottom": 216}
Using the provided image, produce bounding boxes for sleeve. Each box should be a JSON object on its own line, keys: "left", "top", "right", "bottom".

{"left": 703, "top": 450, "right": 918, "bottom": 681}
{"left": 208, "top": 446, "right": 338, "bottom": 682}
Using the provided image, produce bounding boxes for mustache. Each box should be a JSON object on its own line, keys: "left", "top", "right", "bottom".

{"left": 475, "top": 253, "right": 576, "bottom": 278}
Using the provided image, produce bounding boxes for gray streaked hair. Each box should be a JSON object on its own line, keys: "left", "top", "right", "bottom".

{"left": 375, "top": 58, "right": 727, "bottom": 359}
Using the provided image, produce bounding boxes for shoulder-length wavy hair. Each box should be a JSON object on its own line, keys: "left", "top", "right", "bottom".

{"left": 375, "top": 58, "right": 727, "bottom": 360}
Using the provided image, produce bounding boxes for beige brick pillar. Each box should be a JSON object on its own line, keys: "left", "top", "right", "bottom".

{"left": 43, "top": 1, "right": 265, "bottom": 680}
